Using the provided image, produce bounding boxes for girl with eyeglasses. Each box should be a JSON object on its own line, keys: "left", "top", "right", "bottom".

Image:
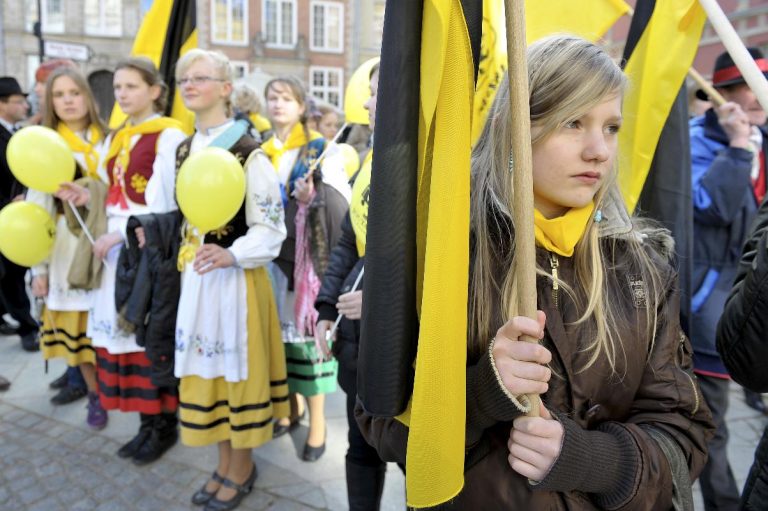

{"left": 174, "top": 49, "right": 289, "bottom": 511}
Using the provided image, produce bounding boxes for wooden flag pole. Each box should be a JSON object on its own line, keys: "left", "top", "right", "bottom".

{"left": 697, "top": 0, "right": 768, "bottom": 112}
{"left": 504, "top": 0, "right": 540, "bottom": 417}
{"left": 687, "top": 67, "right": 726, "bottom": 107}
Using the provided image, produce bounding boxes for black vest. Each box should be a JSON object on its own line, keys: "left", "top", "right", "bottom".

{"left": 175, "top": 134, "right": 260, "bottom": 248}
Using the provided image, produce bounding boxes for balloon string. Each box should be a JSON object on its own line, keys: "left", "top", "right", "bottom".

{"left": 67, "top": 200, "right": 110, "bottom": 271}
{"left": 42, "top": 297, "right": 61, "bottom": 350}
{"left": 67, "top": 200, "right": 95, "bottom": 245}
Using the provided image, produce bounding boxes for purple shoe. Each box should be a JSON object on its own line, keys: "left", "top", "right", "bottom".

{"left": 86, "top": 392, "right": 108, "bottom": 430}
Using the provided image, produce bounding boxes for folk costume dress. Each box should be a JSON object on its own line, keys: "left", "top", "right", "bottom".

{"left": 89, "top": 115, "right": 187, "bottom": 413}
{"left": 26, "top": 124, "right": 104, "bottom": 366}
{"left": 262, "top": 124, "right": 350, "bottom": 397}
{"left": 173, "top": 119, "right": 290, "bottom": 448}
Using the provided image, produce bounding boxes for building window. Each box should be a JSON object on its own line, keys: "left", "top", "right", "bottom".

{"left": 212, "top": 0, "right": 248, "bottom": 45}
{"left": 264, "top": 0, "right": 297, "bottom": 49}
{"left": 231, "top": 61, "right": 248, "bottom": 80}
{"left": 309, "top": 67, "right": 343, "bottom": 107}
{"left": 310, "top": 1, "right": 344, "bottom": 53}
{"left": 26, "top": 0, "right": 65, "bottom": 34}
{"left": 85, "top": 0, "right": 123, "bottom": 36}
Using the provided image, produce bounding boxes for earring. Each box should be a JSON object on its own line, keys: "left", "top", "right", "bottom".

{"left": 594, "top": 209, "right": 603, "bottom": 223}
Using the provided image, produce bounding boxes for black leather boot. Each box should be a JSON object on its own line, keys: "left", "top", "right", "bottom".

{"left": 133, "top": 412, "right": 178, "bottom": 465}
{"left": 346, "top": 460, "right": 386, "bottom": 511}
{"left": 117, "top": 413, "right": 154, "bottom": 458}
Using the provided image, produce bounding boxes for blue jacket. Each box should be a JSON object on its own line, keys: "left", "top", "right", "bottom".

{"left": 687, "top": 108, "right": 765, "bottom": 376}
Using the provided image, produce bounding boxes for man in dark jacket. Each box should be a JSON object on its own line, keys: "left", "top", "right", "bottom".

{"left": 688, "top": 48, "right": 768, "bottom": 511}
{"left": 0, "top": 76, "right": 38, "bottom": 352}
{"left": 717, "top": 194, "right": 768, "bottom": 510}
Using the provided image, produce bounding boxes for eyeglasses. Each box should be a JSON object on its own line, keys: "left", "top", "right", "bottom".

{"left": 177, "top": 76, "right": 226, "bottom": 86}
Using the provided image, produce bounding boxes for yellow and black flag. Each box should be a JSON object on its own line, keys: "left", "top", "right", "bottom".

{"left": 358, "top": 0, "right": 481, "bottom": 507}
{"left": 110, "top": 0, "right": 197, "bottom": 132}
{"left": 621, "top": 0, "right": 704, "bottom": 335}
{"left": 472, "top": 0, "right": 631, "bottom": 144}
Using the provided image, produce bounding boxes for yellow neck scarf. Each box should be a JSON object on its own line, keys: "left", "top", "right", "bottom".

{"left": 57, "top": 124, "right": 102, "bottom": 179}
{"left": 533, "top": 201, "right": 594, "bottom": 257}
{"left": 350, "top": 151, "right": 373, "bottom": 256}
{"left": 261, "top": 123, "right": 323, "bottom": 170}
{"left": 106, "top": 117, "right": 183, "bottom": 176}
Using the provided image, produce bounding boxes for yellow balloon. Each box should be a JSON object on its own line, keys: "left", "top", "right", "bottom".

{"left": 0, "top": 201, "right": 56, "bottom": 267}
{"left": 344, "top": 57, "right": 380, "bottom": 125}
{"left": 176, "top": 147, "right": 246, "bottom": 233}
{"left": 337, "top": 143, "right": 361, "bottom": 178}
{"left": 7, "top": 126, "right": 76, "bottom": 193}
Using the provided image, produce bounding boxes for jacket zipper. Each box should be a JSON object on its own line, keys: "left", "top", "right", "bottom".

{"left": 675, "top": 331, "right": 700, "bottom": 415}
{"left": 549, "top": 253, "right": 559, "bottom": 309}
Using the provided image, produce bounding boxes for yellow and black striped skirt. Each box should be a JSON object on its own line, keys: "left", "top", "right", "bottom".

{"left": 179, "top": 267, "right": 290, "bottom": 449}
{"left": 40, "top": 308, "right": 95, "bottom": 366}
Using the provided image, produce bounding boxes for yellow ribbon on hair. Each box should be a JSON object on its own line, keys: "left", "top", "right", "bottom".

{"left": 177, "top": 224, "right": 201, "bottom": 272}
{"left": 107, "top": 117, "right": 184, "bottom": 177}
{"left": 57, "top": 124, "right": 103, "bottom": 179}
{"left": 533, "top": 201, "right": 595, "bottom": 257}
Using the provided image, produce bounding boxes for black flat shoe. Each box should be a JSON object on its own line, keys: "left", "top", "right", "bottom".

{"left": 192, "top": 470, "right": 226, "bottom": 506}
{"left": 745, "top": 389, "right": 768, "bottom": 414}
{"left": 50, "top": 386, "right": 87, "bottom": 405}
{"left": 302, "top": 430, "right": 326, "bottom": 462}
{"left": 204, "top": 464, "right": 258, "bottom": 511}
{"left": 20, "top": 332, "right": 39, "bottom": 352}
{"left": 0, "top": 322, "right": 18, "bottom": 336}
{"left": 272, "top": 408, "right": 306, "bottom": 438}
{"left": 49, "top": 371, "right": 68, "bottom": 390}
{"left": 117, "top": 428, "right": 152, "bottom": 458}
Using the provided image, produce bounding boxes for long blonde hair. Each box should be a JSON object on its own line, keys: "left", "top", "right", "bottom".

{"left": 469, "top": 35, "right": 666, "bottom": 374}
{"left": 43, "top": 67, "right": 106, "bottom": 137}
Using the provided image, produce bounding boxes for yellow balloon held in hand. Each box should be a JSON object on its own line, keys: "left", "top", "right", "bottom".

{"left": 337, "top": 143, "right": 361, "bottom": 178}
{"left": 0, "top": 202, "right": 56, "bottom": 267}
{"left": 7, "top": 126, "right": 75, "bottom": 193}
{"left": 176, "top": 147, "right": 246, "bottom": 233}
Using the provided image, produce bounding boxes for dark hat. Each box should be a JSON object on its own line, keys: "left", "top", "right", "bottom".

{"left": 696, "top": 47, "right": 768, "bottom": 100}
{"left": 0, "top": 77, "right": 27, "bottom": 99}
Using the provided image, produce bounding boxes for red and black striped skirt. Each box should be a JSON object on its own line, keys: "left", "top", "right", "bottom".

{"left": 96, "top": 348, "right": 178, "bottom": 414}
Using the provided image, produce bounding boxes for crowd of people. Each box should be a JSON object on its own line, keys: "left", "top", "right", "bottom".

{"left": 1, "top": 33, "right": 768, "bottom": 511}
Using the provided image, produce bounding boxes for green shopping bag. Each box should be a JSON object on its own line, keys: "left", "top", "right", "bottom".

{"left": 285, "top": 340, "right": 338, "bottom": 397}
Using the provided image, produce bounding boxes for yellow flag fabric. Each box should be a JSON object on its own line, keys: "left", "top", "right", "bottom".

{"left": 109, "top": 0, "right": 196, "bottom": 133}
{"left": 57, "top": 124, "right": 102, "bottom": 179}
{"left": 533, "top": 202, "right": 594, "bottom": 257}
{"left": 526, "top": 0, "right": 631, "bottom": 43}
{"left": 350, "top": 151, "right": 373, "bottom": 257}
{"left": 397, "top": 0, "right": 473, "bottom": 507}
{"left": 618, "top": 1, "right": 706, "bottom": 212}
{"left": 472, "top": 0, "right": 631, "bottom": 143}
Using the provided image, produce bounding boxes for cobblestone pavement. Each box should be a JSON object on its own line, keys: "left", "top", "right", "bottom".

{"left": 1, "top": 331, "right": 766, "bottom": 510}
{"left": 0, "top": 333, "right": 405, "bottom": 511}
